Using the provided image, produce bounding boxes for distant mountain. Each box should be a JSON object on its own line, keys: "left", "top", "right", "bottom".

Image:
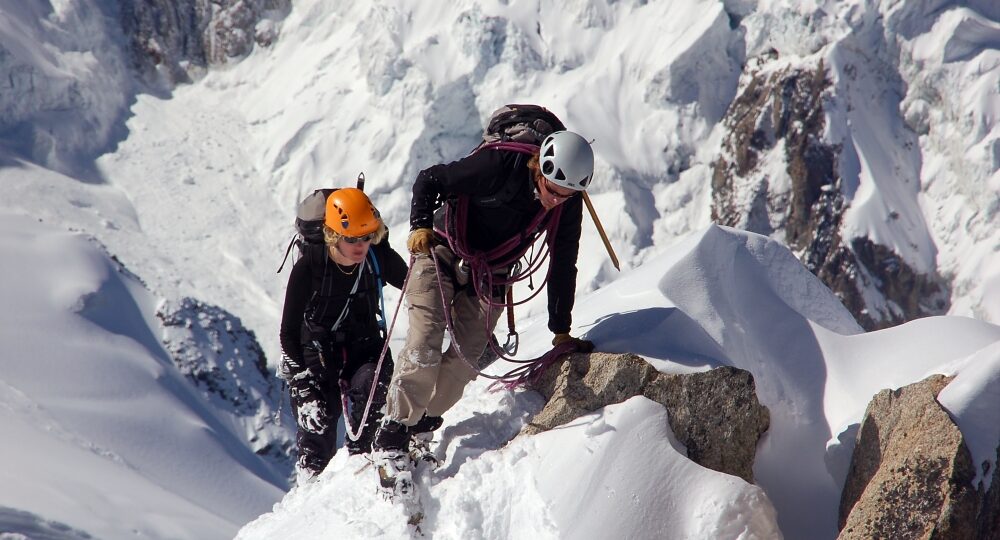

{"left": 3, "top": 1, "right": 995, "bottom": 333}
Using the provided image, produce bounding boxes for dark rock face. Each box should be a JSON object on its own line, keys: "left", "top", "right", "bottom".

{"left": 838, "top": 375, "right": 999, "bottom": 540}
{"left": 712, "top": 55, "right": 838, "bottom": 250}
{"left": 157, "top": 297, "right": 294, "bottom": 474}
{"left": 711, "top": 58, "right": 949, "bottom": 330}
{"left": 839, "top": 237, "right": 949, "bottom": 330}
{"left": 524, "top": 352, "right": 769, "bottom": 484}
{"left": 119, "top": 0, "right": 290, "bottom": 85}
{"left": 980, "top": 444, "right": 1000, "bottom": 539}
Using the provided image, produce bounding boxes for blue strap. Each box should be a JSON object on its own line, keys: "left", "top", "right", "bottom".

{"left": 368, "top": 250, "right": 387, "bottom": 331}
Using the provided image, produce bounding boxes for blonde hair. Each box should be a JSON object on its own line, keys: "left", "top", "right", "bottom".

{"left": 527, "top": 153, "right": 540, "bottom": 174}
{"left": 323, "top": 220, "right": 388, "bottom": 246}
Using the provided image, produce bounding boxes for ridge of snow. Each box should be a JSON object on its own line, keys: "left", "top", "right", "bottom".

{"left": 239, "top": 397, "right": 782, "bottom": 540}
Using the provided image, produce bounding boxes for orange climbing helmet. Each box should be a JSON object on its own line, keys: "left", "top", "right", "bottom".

{"left": 324, "top": 188, "right": 381, "bottom": 237}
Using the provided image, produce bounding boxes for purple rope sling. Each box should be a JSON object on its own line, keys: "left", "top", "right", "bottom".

{"left": 430, "top": 142, "right": 586, "bottom": 389}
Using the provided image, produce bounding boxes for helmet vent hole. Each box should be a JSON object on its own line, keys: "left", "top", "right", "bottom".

{"left": 555, "top": 169, "right": 566, "bottom": 181}
{"left": 543, "top": 146, "right": 555, "bottom": 157}
{"left": 580, "top": 176, "right": 591, "bottom": 187}
{"left": 542, "top": 161, "right": 555, "bottom": 175}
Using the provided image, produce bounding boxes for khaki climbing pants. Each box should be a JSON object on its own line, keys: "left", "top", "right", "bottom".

{"left": 386, "top": 244, "right": 504, "bottom": 426}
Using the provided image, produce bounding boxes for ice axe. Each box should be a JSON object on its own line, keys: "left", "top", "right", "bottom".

{"left": 582, "top": 191, "right": 620, "bottom": 271}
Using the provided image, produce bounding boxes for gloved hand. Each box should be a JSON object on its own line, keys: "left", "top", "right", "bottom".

{"left": 552, "top": 333, "right": 595, "bottom": 353}
{"left": 294, "top": 393, "right": 331, "bottom": 434}
{"left": 407, "top": 227, "right": 435, "bottom": 255}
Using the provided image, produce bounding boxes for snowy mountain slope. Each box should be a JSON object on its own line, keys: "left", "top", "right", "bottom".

{"left": 899, "top": 6, "right": 1000, "bottom": 321}
{"left": 0, "top": 211, "right": 287, "bottom": 539}
{"left": 238, "top": 398, "right": 783, "bottom": 540}
{"left": 156, "top": 295, "right": 294, "bottom": 470}
{"left": 238, "top": 225, "right": 1000, "bottom": 539}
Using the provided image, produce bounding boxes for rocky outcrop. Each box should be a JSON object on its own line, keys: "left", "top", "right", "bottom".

{"left": 710, "top": 57, "right": 949, "bottom": 330}
{"left": 120, "top": 0, "right": 290, "bottom": 86}
{"left": 838, "top": 375, "right": 999, "bottom": 539}
{"left": 157, "top": 297, "right": 294, "bottom": 474}
{"left": 524, "top": 352, "right": 769, "bottom": 484}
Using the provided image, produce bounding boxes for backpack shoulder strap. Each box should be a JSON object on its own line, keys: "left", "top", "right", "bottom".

{"left": 302, "top": 243, "right": 328, "bottom": 278}
{"left": 367, "top": 249, "right": 387, "bottom": 331}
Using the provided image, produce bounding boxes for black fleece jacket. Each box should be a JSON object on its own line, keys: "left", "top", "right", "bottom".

{"left": 410, "top": 148, "right": 583, "bottom": 334}
{"left": 279, "top": 240, "right": 407, "bottom": 367}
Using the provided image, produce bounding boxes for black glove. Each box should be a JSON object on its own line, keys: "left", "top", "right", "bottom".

{"left": 301, "top": 343, "right": 341, "bottom": 385}
{"left": 290, "top": 380, "right": 332, "bottom": 435}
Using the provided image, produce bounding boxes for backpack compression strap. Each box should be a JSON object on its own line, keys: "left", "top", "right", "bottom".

{"left": 476, "top": 141, "right": 541, "bottom": 155}
{"left": 367, "top": 249, "right": 387, "bottom": 333}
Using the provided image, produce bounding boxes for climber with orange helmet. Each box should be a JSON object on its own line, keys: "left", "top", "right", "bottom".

{"left": 278, "top": 187, "right": 407, "bottom": 484}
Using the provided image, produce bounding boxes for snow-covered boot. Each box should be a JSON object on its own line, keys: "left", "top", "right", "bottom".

{"left": 372, "top": 420, "right": 415, "bottom": 500}
{"left": 408, "top": 415, "right": 443, "bottom": 468}
{"left": 293, "top": 456, "right": 322, "bottom": 487}
{"left": 373, "top": 448, "right": 415, "bottom": 500}
{"left": 409, "top": 432, "right": 440, "bottom": 469}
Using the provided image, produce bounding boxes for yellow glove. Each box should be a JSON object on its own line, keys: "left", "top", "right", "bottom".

{"left": 407, "top": 227, "right": 435, "bottom": 255}
{"left": 552, "top": 333, "right": 595, "bottom": 353}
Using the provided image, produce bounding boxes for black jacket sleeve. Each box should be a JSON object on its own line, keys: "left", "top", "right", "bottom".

{"left": 374, "top": 237, "right": 408, "bottom": 290}
{"left": 410, "top": 150, "right": 512, "bottom": 230}
{"left": 279, "top": 257, "right": 312, "bottom": 365}
{"left": 546, "top": 195, "right": 583, "bottom": 334}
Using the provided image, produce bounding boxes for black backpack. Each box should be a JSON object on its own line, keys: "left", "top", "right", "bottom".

{"left": 457, "top": 104, "right": 566, "bottom": 209}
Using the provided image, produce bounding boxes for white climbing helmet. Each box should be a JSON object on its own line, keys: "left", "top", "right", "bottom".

{"left": 539, "top": 130, "right": 594, "bottom": 191}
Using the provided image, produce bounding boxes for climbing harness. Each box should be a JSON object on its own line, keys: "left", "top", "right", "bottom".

{"left": 336, "top": 254, "right": 411, "bottom": 442}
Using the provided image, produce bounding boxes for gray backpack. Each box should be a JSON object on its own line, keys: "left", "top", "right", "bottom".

{"left": 277, "top": 174, "right": 367, "bottom": 272}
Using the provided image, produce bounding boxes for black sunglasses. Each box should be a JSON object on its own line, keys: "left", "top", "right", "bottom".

{"left": 342, "top": 232, "right": 375, "bottom": 244}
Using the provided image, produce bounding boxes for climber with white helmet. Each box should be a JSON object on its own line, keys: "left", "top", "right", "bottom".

{"left": 371, "top": 119, "right": 597, "bottom": 498}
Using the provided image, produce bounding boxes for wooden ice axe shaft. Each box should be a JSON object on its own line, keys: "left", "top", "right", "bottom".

{"left": 582, "top": 192, "right": 620, "bottom": 271}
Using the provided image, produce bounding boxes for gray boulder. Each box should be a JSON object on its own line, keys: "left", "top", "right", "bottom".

{"left": 838, "top": 375, "right": 988, "bottom": 539}
{"left": 524, "top": 352, "right": 769, "bottom": 484}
